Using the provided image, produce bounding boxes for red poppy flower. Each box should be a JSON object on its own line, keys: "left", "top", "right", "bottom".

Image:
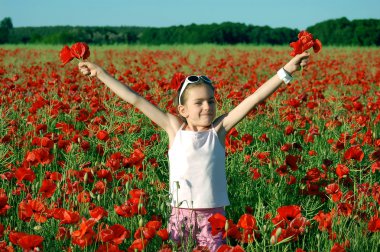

{"left": 24, "top": 147, "right": 54, "bottom": 167}
{"left": 343, "top": 145, "right": 364, "bottom": 162}
{"left": 313, "top": 210, "right": 333, "bottom": 232}
{"left": 290, "top": 30, "right": 322, "bottom": 56}
{"left": 18, "top": 199, "right": 47, "bottom": 223}
{"left": 39, "top": 179, "right": 57, "bottom": 198}
{"left": 77, "top": 191, "right": 91, "bottom": 203}
{"left": 368, "top": 214, "right": 380, "bottom": 232}
{"left": 216, "top": 244, "right": 245, "bottom": 252}
{"left": 208, "top": 213, "right": 227, "bottom": 235}
{"left": 129, "top": 188, "right": 148, "bottom": 200}
{"left": 71, "top": 218, "right": 97, "bottom": 248}
{"left": 59, "top": 209, "right": 80, "bottom": 225}
{"left": 59, "top": 45, "right": 74, "bottom": 65}
{"left": 31, "top": 136, "right": 54, "bottom": 149}
{"left": 92, "top": 180, "right": 107, "bottom": 194}
{"left": 89, "top": 206, "right": 108, "bottom": 221}
{"left": 272, "top": 205, "right": 302, "bottom": 227}
{"left": 15, "top": 167, "right": 36, "bottom": 182}
{"left": 128, "top": 238, "right": 148, "bottom": 251}
{"left": 99, "top": 224, "right": 130, "bottom": 245}
{"left": 331, "top": 243, "right": 346, "bottom": 252}
{"left": 336, "top": 164, "right": 350, "bottom": 178}
{"left": 170, "top": 72, "right": 186, "bottom": 90}
{"left": 275, "top": 165, "right": 288, "bottom": 176}
{"left": 106, "top": 152, "right": 124, "bottom": 171}
{"left": 134, "top": 226, "right": 156, "bottom": 240}
{"left": 372, "top": 161, "right": 380, "bottom": 173}
{"left": 285, "top": 154, "right": 300, "bottom": 171}
{"left": 156, "top": 229, "right": 169, "bottom": 241}
{"left": 295, "top": 249, "right": 306, "bottom": 252}
{"left": 9, "top": 231, "right": 44, "bottom": 250}
{"left": 289, "top": 217, "right": 310, "bottom": 234}
{"left": 237, "top": 213, "right": 258, "bottom": 230}
{"left": 249, "top": 168, "right": 261, "bottom": 180}
{"left": 97, "top": 169, "right": 113, "bottom": 182}
{"left": 337, "top": 203, "right": 353, "bottom": 216}
{"left": 60, "top": 42, "right": 90, "bottom": 66}
{"left": 304, "top": 167, "right": 322, "bottom": 183}
{"left": 71, "top": 42, "right": 90, "bottom": 60}
{"left": 97, "top": 130, "right": 110, "bottom": 141}
{"left": 224, "top": 220, "right": 241, "bottom": 240}
{"left": 0, "top": 190, "right": 10, "bottom": 216}
{"left": 96, "top": 243, "right": 123, "bottom": 252}
{"left": 325, "top": 183, "right": 342, "bottom": 202}
{"left": 145, "top": 220, "right": 162, "bottom": 230}
{"left": 114, "top": 204, "right": 133, "bottom": 218}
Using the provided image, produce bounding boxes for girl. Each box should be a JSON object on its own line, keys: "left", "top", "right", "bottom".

{"left": 78, "top": 51, "right": 309, "bottom": 251}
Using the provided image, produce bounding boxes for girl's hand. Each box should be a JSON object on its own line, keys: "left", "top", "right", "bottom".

{"left": 283, "top": 51, "right": 310, "bottom": 75}
{"left": 78, "top": 62, "right": 103, "bottom": 77}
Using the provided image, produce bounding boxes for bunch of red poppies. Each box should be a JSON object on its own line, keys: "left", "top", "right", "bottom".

{"left": 59, "top": 42, "right": 90, "bottom": 65}
{"left": 290, "top": 31, "right": 322, "bottom": 56}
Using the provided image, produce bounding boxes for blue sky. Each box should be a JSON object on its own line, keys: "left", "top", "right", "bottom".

{"left": 1, "top": 0, "right": 379, "bottom": 30}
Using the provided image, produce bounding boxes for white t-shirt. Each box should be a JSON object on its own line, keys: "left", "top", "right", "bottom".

{"left": 168, "top": 124, "right": 230, "bottom": 209}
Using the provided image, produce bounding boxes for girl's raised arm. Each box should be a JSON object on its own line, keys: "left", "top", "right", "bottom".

{"left": 218, "top": 52, "right": 310, "bottom": 133}
{"left": 78, "top": 62, "right": 180, "bottom": 134}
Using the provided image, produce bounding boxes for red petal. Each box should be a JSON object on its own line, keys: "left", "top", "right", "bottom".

{"left": 289, "top": 41, "right": 302, "bottom": 56}
{"left": 237, "top": 213, "right": 257, "bottom": 229}
{"left": 17, "top": 234, "right": 44, "bottom": 250}
{"left": 313, "top": 39, "right": 322, "bottom": 53}
{"left": 71, "top": 42, "right": 90, "bottom": 60}
{"left": 59, "top": 45, "right": 74, "bottom": 65}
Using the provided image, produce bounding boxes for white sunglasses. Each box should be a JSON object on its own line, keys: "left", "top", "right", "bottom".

{"left": 178, "top": 75, "right": 212, "bottom": 105}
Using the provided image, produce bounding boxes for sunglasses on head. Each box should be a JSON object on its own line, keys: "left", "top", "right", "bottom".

{"left": 178, "top": 75, "right": 213, "bottom": 105}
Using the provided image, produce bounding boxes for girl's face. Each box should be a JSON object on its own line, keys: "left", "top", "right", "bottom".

{"left": 179, "top": 85, "right": 216, "bottom": 129}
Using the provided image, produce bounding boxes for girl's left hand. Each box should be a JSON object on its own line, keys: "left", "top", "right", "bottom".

{"left": 283, "top": 51, "right": 310, "bottom": 74}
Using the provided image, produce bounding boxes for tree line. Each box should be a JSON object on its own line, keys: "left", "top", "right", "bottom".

{"left": 1, "top": 17, "right": 379, "bottom": 46}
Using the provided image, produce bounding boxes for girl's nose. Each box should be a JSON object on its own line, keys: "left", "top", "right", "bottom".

{"left": 202, "top": 101, "right": 210, "bottom": 110}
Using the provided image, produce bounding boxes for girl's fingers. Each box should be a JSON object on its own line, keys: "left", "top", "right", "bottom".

{"left": 78, "top": 62, "right": 93, "bottom": 76}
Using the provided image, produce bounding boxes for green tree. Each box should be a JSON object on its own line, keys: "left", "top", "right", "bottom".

{"left": 0, "top": 17, "right": 13, "bottom": 43}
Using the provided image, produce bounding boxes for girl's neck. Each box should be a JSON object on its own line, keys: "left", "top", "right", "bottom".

{"left": 183, "top": 123, "right": 212, "bottom": 132}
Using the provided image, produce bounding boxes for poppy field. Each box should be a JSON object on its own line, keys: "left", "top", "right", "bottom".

{"left": 0, "top": 44, "right": 379, "bottom": 251}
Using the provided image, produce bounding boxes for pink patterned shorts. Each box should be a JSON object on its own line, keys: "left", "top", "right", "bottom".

{"left": 168, "top": 207, "right": 225, "bottom": 251}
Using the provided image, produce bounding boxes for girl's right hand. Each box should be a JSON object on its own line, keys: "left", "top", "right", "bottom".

{"left": 78, "top": 62, "right": 103, "bottom": 77}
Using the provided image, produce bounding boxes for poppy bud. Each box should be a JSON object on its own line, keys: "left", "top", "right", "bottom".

{"left": 270, "top": 235, "right": 277, "bottom": 245}
{"left": 125, "top": 181, "right": 129, "bottom": 190}
{"left": 275, "top": 227, "right": 282, "bottom": 238}
{"left": 138, "top": 203, "right": 143, "bottom": 212}
{"left": 139, "top": 218, "right": 144, "bottom": 227}
{"left": 34, "top": 225, "right": 42, "bottom": 231}
{"left": 89, "top": 191, "right": 95, "bottom": 199}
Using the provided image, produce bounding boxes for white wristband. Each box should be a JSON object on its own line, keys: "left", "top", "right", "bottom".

{"left": 277, "top": 68, "right": 293, "bottom": 84}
